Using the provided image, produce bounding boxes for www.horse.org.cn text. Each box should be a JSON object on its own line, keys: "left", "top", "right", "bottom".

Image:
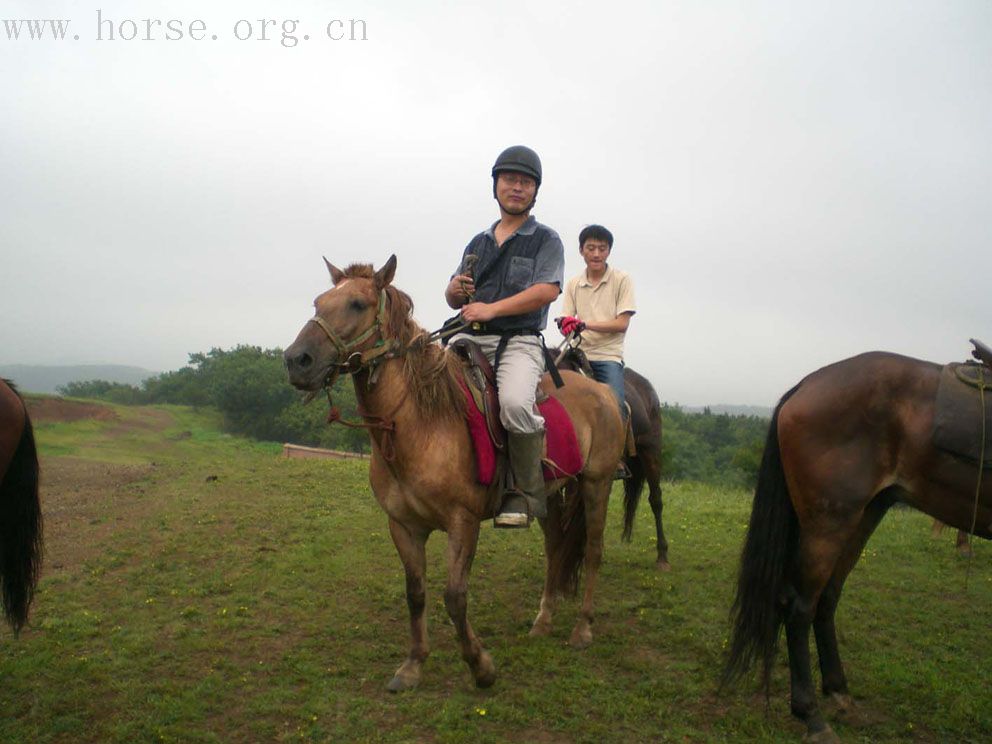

{"left": 1, "top": 11, "right": 369, "bottom": 47}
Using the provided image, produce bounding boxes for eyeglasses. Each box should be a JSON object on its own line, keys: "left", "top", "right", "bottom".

{"left": 498, "top": 173, "right": 536, "bottom": 188}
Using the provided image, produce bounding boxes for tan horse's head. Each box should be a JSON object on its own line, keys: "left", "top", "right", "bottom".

{"left": 284, "top": 255, "right": 398, "bottom": 392}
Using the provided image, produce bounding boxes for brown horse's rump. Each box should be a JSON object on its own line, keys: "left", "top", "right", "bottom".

{"left": 932, "top": 362, "right": 992, "bottom": 468}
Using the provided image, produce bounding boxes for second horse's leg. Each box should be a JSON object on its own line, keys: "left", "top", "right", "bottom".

{"left": 643, "top": 448, "right": 670, "bottom": 571}
{"left": 445, "top": 511, "right": 496, "bottom": 688}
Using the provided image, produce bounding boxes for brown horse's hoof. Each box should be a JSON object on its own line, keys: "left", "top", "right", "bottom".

{"left": 803, "top": 723, "right": 840, "bottom": 744}
{"left": 568, "top": 622, "right": 593, "bottom": 649}
{"left": 472, "top": 651, "right": 496, "bottom": 688}
{"left": 655, "top": 559, "right": 672, "bottom": 572}
{"left": 828, "top": 692, "right": 855, "bottom": 713}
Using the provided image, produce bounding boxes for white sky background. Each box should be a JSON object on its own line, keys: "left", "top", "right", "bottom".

{"left": 1, "top": 0, "right": 989, "bottom": 406}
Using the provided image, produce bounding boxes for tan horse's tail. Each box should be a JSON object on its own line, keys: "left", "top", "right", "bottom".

{"left": 545, "top": 481, "right": 586, "bottom": 597}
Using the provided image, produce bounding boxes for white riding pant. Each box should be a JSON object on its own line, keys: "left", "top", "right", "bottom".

{"left": 449, "top": 332, "right": 546, "bottom": 434}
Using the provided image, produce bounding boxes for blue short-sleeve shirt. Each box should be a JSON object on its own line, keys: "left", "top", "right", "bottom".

{"left": 453, "top": 216, "right": 564, "bottom": 332}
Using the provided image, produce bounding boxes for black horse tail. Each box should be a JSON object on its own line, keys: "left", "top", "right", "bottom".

{"left": 545, "top": 480, "right": 587, "bottom": 597}
{"left": 1, "top": 390, "right": 43, "bottom": 635}
{"left": 621, "top": 455, "right": 644, "bottom": 542}
{"left": 722, "top": 383, "right": 800, "bottom": 694}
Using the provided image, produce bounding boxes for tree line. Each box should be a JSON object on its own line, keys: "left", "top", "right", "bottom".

{"left": 58, "top": 345, "right": 769, "bottom": 485}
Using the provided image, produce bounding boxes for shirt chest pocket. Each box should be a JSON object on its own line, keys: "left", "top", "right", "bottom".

{"left": 505, "top": 256, "right": 535, "bottom": 293}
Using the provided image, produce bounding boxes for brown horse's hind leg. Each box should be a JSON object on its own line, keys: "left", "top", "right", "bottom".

{"left": 814, "top": 493, "right": 894, "bottom": 708}
{"left": 444, "top": 512, "right": 496, "bottom": 688}
{"left": 784, "top": 523, "right": 863, "bottom": 744}
{"left": 569, "top": 477, "right": 610, "bottom": 649}
{"left": 386, "top": 518, "right": 430, "bottom": 692}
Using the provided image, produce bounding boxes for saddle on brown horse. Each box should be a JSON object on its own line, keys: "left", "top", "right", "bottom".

{"left": 931, "top": 339, "right": 992, "bottom": 468}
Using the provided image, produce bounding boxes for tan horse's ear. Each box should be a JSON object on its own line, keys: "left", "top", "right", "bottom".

{"left": 324, "top": 257, "right": 346, "bottom": 285}
{"left": 374, "top": 254, "right": 397, "bottom": 288}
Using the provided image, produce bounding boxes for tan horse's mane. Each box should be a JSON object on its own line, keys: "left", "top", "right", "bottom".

{"left": 343, "top": 263, "right": 465, "bottom": 423}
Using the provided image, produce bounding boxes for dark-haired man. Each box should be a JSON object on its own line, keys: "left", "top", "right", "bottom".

{"left": 558, "top": 224, "right": 635, "bottom": 418}
{"left": 445, "top": 145, "right": 565, "bottom": 528}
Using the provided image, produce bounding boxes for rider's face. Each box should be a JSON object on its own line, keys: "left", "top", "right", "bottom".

{"left": 580, "top": 239, "right": 611, "bottom": 272}
{"left": 495, "top": 171, "right": 537, "bottom": 215}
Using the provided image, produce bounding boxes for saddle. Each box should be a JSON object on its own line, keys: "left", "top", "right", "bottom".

{"left": 970, "top": 337, "right": 992, "bottom": 370}
{"left": 450, "top": 339, "right": 507, "bottom": 452}
{"left": 932, "top": 349, "right": 992, "bottom": 469}
{"left": 450, "top": 339, "right": 582, "bottom": 486}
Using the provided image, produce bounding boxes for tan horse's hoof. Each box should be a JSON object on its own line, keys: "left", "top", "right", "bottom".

{"left": 529, "top": 615, "right": 553, "bottom": 637}
{"left": 803, "top": 723, "right": 840, "bottom": 744}
{"left": 472, "top": 651, "right": 496, "bottom": 688}
{"left": 656, "top": 559, "right": 672, "bottom": 572}
{"left": 568, "top": 622, "right": 593, "bottom": 649}
{"left": 386, "top": 659, "right": 422, "bottom": 693}
{"left": 386, "top": 674, "right": 419, "bottom": 693}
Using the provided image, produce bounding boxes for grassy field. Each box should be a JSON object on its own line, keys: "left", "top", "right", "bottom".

{"left": 2, "top": 400, "right": 990, "bottom": 743}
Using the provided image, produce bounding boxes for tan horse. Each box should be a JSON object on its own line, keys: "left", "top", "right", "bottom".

{"left": 284, "top": 256, "right": 625, "bottom": 691}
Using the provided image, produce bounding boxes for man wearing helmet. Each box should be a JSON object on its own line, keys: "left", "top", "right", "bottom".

{"left": 445, "top": 145, "right": 565, "bottom": 528}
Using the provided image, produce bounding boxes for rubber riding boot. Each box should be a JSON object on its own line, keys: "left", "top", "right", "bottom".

{"left": 494, "top": 430, "right": 547, "bottom": 528}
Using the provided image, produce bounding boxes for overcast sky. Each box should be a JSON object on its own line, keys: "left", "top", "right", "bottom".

{"left": 2, "top": 0, "right": 989, "bottom": 406}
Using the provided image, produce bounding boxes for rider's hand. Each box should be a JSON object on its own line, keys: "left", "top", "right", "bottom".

{"left": 446, "top": 274, "right": 475, "bottom": 306}
{"left": 461, "top": 302, "right": 496, "bottom": 323}
{"left": 556, "top": 316, "right": 586, "bottom": 337}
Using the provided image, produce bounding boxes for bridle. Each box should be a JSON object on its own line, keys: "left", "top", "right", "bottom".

{"left": 308, "top": 288, "right": 399, "bottom": 384}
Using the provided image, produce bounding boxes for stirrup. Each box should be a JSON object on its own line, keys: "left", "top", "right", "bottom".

{"left": 494, "top": 493, "right": 531, "bottom": 529}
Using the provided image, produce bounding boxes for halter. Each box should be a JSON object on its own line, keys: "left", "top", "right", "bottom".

{"left": 308, "top": 289, "right": 398, "bottom": 379}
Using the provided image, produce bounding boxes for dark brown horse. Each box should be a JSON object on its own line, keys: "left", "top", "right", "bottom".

{"left": 284, "top": 256, "right": 626, "bottom": 691}
{"left": 557, "top": 346, "right": 669, "bottom": 569}
{"left": 0, "top": 380, "right": 43, "bottom": 634}
{"left": 724, "top": 352, "right": 991, "bottom": 743}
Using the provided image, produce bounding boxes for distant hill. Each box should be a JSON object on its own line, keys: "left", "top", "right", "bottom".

{"left": 0, "top": 364, "right": 159, "bottom": 394}
{"left": 682, "top": 404, "right": 772, "bottom": 419}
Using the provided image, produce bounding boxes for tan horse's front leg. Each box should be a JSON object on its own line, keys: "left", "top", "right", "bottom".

{"left": 570, "top": 478, "right": 610, "bottom": 649}
{"left": 444, "top": 512, "right": 496, "bottom": 688}
{"left": 386, "top": 518, "right": 430, "bottom": 692}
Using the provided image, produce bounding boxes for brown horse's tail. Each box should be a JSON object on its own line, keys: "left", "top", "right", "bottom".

{"left": 1, "top": 387, "right": 43, "bottom": 635}
{"left": 545, "top": 481, "right": 587, "bottom": 596}
{"left": 722, "top": 384, "right": 800, "bottom": 695}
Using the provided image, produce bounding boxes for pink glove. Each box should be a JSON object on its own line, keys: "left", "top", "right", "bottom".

{"left": 556, "top": 316, "right": 586, "bottom": 337}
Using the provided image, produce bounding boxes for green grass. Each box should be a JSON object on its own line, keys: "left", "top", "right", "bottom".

{"left": 2, "top": 404, "right": 990, "bottom": 742}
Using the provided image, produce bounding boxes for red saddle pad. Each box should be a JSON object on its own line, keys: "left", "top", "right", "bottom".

{"left": 458, "top": 378, "right": 584, "bottom": 486}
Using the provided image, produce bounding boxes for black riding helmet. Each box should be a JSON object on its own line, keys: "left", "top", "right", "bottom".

{"left": 491, "top": 145, "right": 542, "bottom": 205}
{"left": 491, "top": 145, "right": 542, "bottom": 185}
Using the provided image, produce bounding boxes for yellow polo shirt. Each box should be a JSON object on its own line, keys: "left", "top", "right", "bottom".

{"left": 562, "top": 265, "right": 636, "bottom": 362}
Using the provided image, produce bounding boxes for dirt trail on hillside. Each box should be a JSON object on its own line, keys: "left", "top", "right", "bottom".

{"left": 40, "top": 457, "right": 159, "bottom": 573}
{"left": 28, "top": 399, "right": 176, "bottom": 575}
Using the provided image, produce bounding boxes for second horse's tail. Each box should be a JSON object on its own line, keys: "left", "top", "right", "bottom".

{"left": 722, "top": 384, "right": 800, "bottom": 693}
{"left": 621, "top": 456, "right": 644, "bottom": 542}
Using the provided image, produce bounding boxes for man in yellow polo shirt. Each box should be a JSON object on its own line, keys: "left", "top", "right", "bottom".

{"left": 558, "top": 224, "right": 635, "bottom": 418}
